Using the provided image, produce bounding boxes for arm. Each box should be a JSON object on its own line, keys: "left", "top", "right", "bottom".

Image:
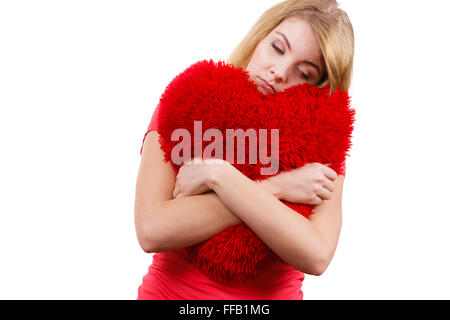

{"left": 207, "top": 165, "right": 344, "bottom": 276}
{"left": 134, "top": 131, "right": 277, "bottom": 253}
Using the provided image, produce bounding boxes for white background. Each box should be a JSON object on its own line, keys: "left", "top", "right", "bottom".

{"left": 1, "top": 0, "right": 449, "bottom": 299}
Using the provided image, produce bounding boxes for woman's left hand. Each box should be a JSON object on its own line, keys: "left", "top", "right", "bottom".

{"left": 172, "top": 158, "right": 232, "bottom": 199}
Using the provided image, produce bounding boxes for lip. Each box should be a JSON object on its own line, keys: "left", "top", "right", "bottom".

{"left": 257, "top": 77, "right": 276, "bottom": 94}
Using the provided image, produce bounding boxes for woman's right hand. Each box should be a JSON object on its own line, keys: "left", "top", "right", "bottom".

{"left": 270, "top": 162, "right": 338, "bottom": 206}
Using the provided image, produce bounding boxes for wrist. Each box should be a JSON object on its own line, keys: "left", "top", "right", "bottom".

{"left": 205, "top": 160, "right": 235, "bottom": 191}
{"left": 258, "top": 176, "right": 283, "bottom": 199}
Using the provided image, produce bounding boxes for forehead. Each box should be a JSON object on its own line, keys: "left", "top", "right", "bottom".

{"left": 270, "top": 17, "right": 322, "bottom": 60}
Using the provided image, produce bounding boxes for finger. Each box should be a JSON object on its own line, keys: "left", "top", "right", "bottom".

{"left": 316, "top": 187, "right": 332, "bottom": 201}
{"left": 322, "top": 165, "right": 338, "bottom": 181}
{"left": 312, "top": 196, "right": 323, "bottom": 206}
{"left": 322, "top": 178, "right": 335, "bottom": 193}
{"left": 173, "top": 185, "right": 180, "bottom": 199}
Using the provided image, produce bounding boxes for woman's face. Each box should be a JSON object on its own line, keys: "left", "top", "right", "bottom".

{"left": 246, "top": 17, "right": 325, "bottom": 95}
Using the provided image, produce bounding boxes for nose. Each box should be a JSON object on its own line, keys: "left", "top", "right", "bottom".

{"left": 270, "top": 66, "right": 288, "bottom": 83}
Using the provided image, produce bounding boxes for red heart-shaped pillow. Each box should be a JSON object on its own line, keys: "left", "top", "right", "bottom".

{"left": 156, "top": 59, "right": 355, "bottom": 284}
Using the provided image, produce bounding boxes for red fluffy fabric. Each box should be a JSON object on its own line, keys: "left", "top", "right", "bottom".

{"left": 156, "top": 59, "right": 355, "bottom": 285}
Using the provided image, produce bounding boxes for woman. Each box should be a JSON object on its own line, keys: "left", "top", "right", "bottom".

{"left": 135, "top": 0, "right": 354, "bottom": 300}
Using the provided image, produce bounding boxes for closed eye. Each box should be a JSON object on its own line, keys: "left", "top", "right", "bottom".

{"left": 271, "top": 42, "right": 284, "bottom": 55}
{"left": 297, "top": 69, "right": 310, "bottom": 81}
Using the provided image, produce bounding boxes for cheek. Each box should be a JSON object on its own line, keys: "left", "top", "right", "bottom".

{"left": 247, "top": 45, "right": 270, "bottom": 73}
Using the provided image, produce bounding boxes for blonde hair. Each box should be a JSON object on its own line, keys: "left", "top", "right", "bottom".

{"left": 226, "top": 0, "right": 354, "bottom": 94}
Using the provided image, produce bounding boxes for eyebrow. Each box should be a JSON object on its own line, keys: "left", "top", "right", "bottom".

{"left": 275, "top": 31, "right": 322, "bottom": 76}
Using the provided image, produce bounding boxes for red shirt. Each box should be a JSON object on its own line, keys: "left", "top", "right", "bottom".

{"left": 137, "top": 251, "right": 305, "bottom": 300}
{"left": 137, "top": 104, "right": 345, "bottom": 300}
